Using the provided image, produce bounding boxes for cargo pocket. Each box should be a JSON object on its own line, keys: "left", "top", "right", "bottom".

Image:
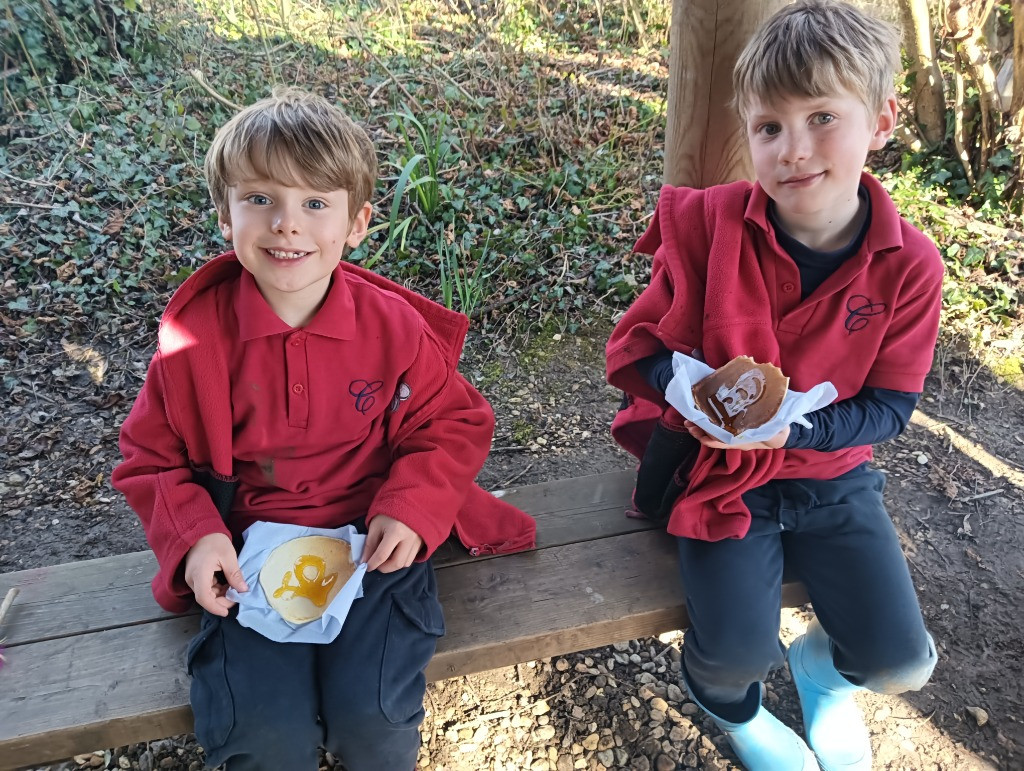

{"left": 379, "top": 585, "right": 445, "bottom": 724}
{"left": 185, "top": 612, "right": 235, "bottom": 751}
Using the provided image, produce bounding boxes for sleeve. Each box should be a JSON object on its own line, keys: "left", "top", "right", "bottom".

{"left": 865, "top": 246, "right": 944, "bottom": 391}
{"left": 784, "top": 387, "right": 920, "bottom": 451}
{"left": 605, "top": 186, "right": 709, "bottom": 403}
{"left": 111, "top": 354, "right": 230, "bottom": 611}
{"left": 636, "top": 351, "right": 676, "bottom": 394}
{"left": 368, "top": 328, "right": 494, "bottom": 559}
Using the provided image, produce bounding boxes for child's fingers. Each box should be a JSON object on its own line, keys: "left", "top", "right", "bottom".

{"left": 397, "top": 539, "right": 419, "bottom": 569}
{"left": 366, "top": 541, "right": 395, "bottom": 572}
{"left": 364, "top": 525, "right": 398, "bottom": 572}
{"left": 221, "top": 557, "right": 249, "bottom": 594}
{"left": 361, "top": 526, "right": 384, "bottom": 569}
{"left": 195, "top": 579, "right": 230, "bottom": 616}
{"left": 211, "top": 594, "right": 237, "bottom": 614}
{"left": 379, "top": 536, "right": 421, "bottom": 573}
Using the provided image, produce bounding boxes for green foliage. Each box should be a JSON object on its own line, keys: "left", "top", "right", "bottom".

{"left": 0, "top": 0, "right": 160, "bottom": 87}
{"left": 885, "top": 170, "right": 1023, "bottom": 329}
{"left": 2, "top": 77, "right": 214, "bottom": 317}
{"left": 393, "top": 112, "right": 458, "bottom": 216}
{"left": 438, "top": 232, "right": 496, "bottom": 316}
{"left": 5, "top": 0, "right": 1016, "bottom": 348}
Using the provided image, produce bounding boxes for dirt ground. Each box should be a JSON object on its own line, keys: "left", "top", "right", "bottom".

{"left": 2, "top": 314, "right": 1022, "bottom": 770}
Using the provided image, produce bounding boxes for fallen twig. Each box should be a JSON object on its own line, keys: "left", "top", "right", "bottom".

{"left": 0, "top": 587, "right": 17, "bottom": 667}
{"left": 72, "top": 212, "right": 103, "bottom": 233}
{"left": 0, "top": 587, "right": 18, "bottom": 628}
{"left": 923, "top": 538, "right": 951, "bottom": 567}
{"left": 498, "top": 462, "right": 534, "bottom": 488}
{"left": 449, "top": 709, "right": 512, "bottom": 730}
{"left": 961, "top": 489, "right": 1002, "bottom": 502}
{"left": 351, "top": 27, "right": 422, "bottom": 112}
{"left": 187, "top": 69, "right": 243, "bottom": 112}
{"left": 470, "top": 277, "right": 557, "bottom": 321}
{"left": 0, "top": 199, "right": 57, "bottom": 209}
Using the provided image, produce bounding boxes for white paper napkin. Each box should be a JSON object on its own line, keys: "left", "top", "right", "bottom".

{"left": 226, "top": 522, "right": 368, "bottom": 644}
{"left": 664, "top": 352, "right": 838, "bottom": 445}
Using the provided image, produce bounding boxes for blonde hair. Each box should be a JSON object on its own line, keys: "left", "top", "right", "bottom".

{"left": 733, "top": 0, "right": 900, "bottom": 119}
{"left": 204, "top": 86, "right": 378, "bottom": 219}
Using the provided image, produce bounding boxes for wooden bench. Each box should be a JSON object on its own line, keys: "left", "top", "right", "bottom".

{"left": 0, "top": 470, "right": 808, "bottom": 768}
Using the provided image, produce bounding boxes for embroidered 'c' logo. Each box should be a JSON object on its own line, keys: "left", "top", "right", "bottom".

{"left": 349, "top": 380, "right": 384, "bottom": 414}
{"left": 844, "top": 294, "right": 886, "bottom": 334}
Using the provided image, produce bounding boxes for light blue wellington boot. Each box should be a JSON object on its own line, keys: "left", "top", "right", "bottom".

{"left": 788, "top": 618, "right": 871, "bottom": 771}
{"left": 684, "top": 677, "right": 819, "bottom": 771}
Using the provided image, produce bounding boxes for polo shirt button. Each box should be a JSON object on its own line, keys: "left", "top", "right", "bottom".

{"left": 782, "top": 282, "right": 796, "bottom": 292}
{"left": 292, "top": 383, "right": 304, "bottom": 394}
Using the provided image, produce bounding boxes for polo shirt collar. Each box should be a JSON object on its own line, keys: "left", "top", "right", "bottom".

{"left": 236, "top": 262, "right": 357, "bottom": 340}
{"left": 743, "top": 171, "right": 904, "bottom": 255}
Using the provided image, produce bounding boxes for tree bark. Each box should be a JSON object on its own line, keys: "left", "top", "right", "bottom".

{"left": 945, "top": 0, "right": 1001, "bottom": 174}
{"left": 898, "top": 0, "right": 946, "bottom": 147}
{"left": 1011, "top": 1, "right": 1024, "bottom": 129}
{"left": 1010, "top": 0, "right": 1024, "bottom": 201}
{"left": 663, "top": 0, "right": 788, "bottom": 187}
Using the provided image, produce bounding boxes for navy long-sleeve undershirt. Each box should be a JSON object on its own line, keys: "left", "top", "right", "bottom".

{"left": 635, "top": 351, "right": 918, "bottom": 451}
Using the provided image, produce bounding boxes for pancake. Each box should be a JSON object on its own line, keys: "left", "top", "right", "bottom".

{"left": 259, "top": 536, "right": 355, "bottom": 624}
{"left": 691, "top": 355, "right": 789, "bottom": 436}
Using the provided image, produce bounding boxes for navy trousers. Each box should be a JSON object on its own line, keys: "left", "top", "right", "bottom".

{"left": 186, "top": 559, "right": 443, "bottom": 771}
{"left": 677, "top": 464, "right": 936, "bottom": 722}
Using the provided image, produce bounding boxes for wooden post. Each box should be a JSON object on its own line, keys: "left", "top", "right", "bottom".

{"left": 664, "top": 0, "right": 788, "bottom": 188}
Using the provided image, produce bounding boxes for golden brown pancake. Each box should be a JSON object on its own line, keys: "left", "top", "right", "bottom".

{"left": 691, "top": 355, "right": 789, "bottom": 436}
{"left": 259, "top": 536, "right": 355, "bottom": 624}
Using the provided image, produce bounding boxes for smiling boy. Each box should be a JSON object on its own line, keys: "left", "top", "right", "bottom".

{"left": 607, "top": 3, "right": 941, "bottom": 769}
{"left": 113, "top": 87, "right": 534, "bottom": 771}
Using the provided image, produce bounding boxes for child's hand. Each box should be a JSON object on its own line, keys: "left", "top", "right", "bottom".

{"left": 184, "top": 532, "right": 248, "bottom": 616}
{"left": 684, "top": 420, "right": 790, "bottom": 451}
{"left": 362, "top": 515, "right": 423, "bottom": 573}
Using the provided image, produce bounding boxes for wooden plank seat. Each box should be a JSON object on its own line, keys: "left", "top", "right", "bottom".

{"left": 0, "top": 470, "right": 808, "bottom": 768}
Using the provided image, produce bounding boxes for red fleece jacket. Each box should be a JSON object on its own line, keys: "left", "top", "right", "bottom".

{"left": 114, "top": 253, "right": 535, "bottom": 612}
{"left": 607, "top": 174, "right": 943, "bottom": 541}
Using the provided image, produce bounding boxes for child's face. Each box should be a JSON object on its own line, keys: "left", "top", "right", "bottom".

{"left": 744, "top": 88, "right": 896, "bottom": 243}
{"left": 218, "top": 176, "right": 371, "bottom": 325}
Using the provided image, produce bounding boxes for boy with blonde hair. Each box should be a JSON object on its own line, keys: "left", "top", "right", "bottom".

{"left": 607, "top": 3, "right": 939, "bottom": 769}
{"left": 113, "top": 87, "right": 534, "bottom": 771}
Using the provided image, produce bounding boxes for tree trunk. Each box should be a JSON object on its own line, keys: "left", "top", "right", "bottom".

{"left": 1010, "top": 0, "right": 1024, "bottom": 202}
{"left": 898, "top": 0, "right": 946, "bottom": 147}
{"left": 945, "top": 0, "right": 1001, "bottom": 175}
{"left": 1011, "top": 1, "right": 1024, "bottom": 126}
{"left": 663, "top": 0, "right": 788, "bottom": 187}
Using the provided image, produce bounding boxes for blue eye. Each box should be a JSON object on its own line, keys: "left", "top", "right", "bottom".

{"left": 761, "top": 124, "right": 780, "bottom": 136}
{"left": 247, "top": 194, "right": 271, "bottom": 205}
{"left": 815, "top": 113, "right": 834, "bottom": 125}
{"left": 306, "top": 199, "right": 326, "bottom": 210}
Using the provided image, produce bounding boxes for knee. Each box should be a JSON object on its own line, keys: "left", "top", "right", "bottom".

{"left": 328, "top": 688, "right": 424, "bottom": 735}
{"left": 687, "top": 627, "right": 784, "bottom": 686}
{"left": 859, "top": 633, "right": 937, "bottom": 695}
{"left": 324, "top": 690, "right": 424, "bottom": 769}
{"left": 198, "top": 709, "right": 321, "bottom": 768}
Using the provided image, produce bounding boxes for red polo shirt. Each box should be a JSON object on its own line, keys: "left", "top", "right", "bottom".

{"left": 607, "top": 172, "right": 944, "bottom": 540}
{"left": 114, "top": 254, "right": 535, "bottom": 611}
{"left": 228, "top": 268, "right": 414, "bottom": 530}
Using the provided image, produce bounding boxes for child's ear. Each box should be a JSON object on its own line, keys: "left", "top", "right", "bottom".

{"left": 344, "top": 202, "right": 373, "bottom": 248}
{"left": 869, "top": 94, "right": 898, "bottom": 151}
{"left": 216, "top": 210, "right": 232, "bottom": 241}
